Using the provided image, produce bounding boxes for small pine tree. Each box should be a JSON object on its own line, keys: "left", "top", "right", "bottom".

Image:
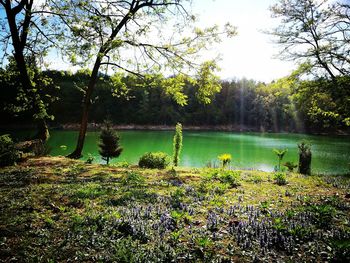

{"left": 98, "top": 121, "right": 123, "bottom": 165}
{"left": 173, "top": 123, "right": 183, "bottom": 166}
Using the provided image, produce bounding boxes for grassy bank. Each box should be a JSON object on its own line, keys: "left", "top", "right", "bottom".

{"left": 0, "top": 157, "right": 349, "bottom": 262}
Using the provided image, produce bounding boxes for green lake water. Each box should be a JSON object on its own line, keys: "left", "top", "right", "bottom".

{"left": 40, "top": 130, "right": 350, "bottom": 174}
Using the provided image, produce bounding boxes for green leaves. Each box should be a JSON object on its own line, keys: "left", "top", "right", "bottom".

{"left": 195, "top": 61, "right": 221, "bottom": 104}
{"left": 163, "top": 75, "right": 188, "bottom": 106}
{"left": 173, "top": 122, "right": 183, "bottom": 167}
{"left": 273, "top": 148, "right": 288, "bottom": 172}
{"left": 111, "top": 73, "right": 129, "bottom": 98}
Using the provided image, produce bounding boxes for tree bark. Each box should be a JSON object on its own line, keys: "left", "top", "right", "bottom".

{"left": 67, "top": 56, "right": 102, "bottom": 158}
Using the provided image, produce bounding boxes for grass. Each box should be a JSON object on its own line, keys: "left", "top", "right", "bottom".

{"left": 0, "top": 156, "right": 349, "bottom": 262}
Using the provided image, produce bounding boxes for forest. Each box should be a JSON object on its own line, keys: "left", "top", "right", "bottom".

{"left": 1, "top": 66, "right": 350, "bottom": 134}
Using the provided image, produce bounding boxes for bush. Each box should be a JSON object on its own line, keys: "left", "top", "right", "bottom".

{"left": 121, "top": 171, "right": 145, "bottom": 186}
{"left": 138, "top": 152, "right": 170, "bottom": 169}
{"left": 251, "top": 174, "right": 263, "bottom": 183}
{"left": 273, "top": 172, "right": 287, "bottom": 185}
{"left": 283, "top": 161, "right": 297, "bottom": 172}
{"left": 0, "top": 134, "right": 20, "bottom": 167}
{"left": 218, "top": 170, "right": 241, "bottom": 187}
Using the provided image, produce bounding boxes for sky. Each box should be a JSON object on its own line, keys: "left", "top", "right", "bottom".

{"left": 191, "top": 0, "right": 296, "bottom": 82}
{"left": 0, "top": 0, "right": 296, "bottom": 83}
{"left": 45, "top": 0, "right": 296, "bottom": 83}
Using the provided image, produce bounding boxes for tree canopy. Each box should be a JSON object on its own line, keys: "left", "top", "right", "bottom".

{"left": 44, "top": 0, "right": 237, "bottom": 158}
{"left": 270, "top": 0, "right": 350, "bottom": 79}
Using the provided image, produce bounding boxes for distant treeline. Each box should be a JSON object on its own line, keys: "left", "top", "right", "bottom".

{"left": 1, "top": 69, "right": 349, "bottom": 134}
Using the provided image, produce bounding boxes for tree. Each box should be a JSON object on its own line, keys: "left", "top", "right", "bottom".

{"left": 173, "top": 122, "right": 183, "bottom": 166}
{"left": 0, "top": 0, "right": 57, "bottom": 140}
{"left": 98, "top": 120, "right": 123, "bottom": 165}
{"left": 270, "top": 0, "right": 350, "bottom": 79}
{"left": 49, "top": 0, "right": 236, "bottom": 158}
{"left": 0, "top": 58, "right": 58, "bottom": 134}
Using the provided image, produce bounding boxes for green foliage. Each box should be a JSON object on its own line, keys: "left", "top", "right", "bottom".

{"left": 217, "top": 170, "right": 241, "bottom": 187}
{"left": 201, "top": 169, "right": 240, "bottom": 189}
{"left": 170, "top": 210, "right": 192, "bottom": 224}
{"left": 0, "top": 58, "right": 57, "bottom": 123}
{"left": 8, "top": 69, "right": 347, "bottom": 135}
{"left": 195, "top": 61, "right": 222, "bottom": 104}
{"left": 251, "top": 174, "right": 263, "bottom": 183}
{"left": 260, "top": 201, "right": 270, "bottom": 212}
{"left": 273, "top": 217, "right": 287, "bottom": 231}
{"left": 0, "top": 134, "right": 20, "bottom": 167}
{"left": 173, "top": 123, "right": 183, "bottom": 166}
{"left": 120, "top": 171, "right": 145, "bottom": 186}
{"left": 330, "top": 238, "right": 350, "bottom": 262}
{"left": 218, "top": 153, "right": 232, "bottom": 168}
{"left": 273, "top": 148, "right": 288, "bottom": 171}
{"left": 85, "top": 154, "right": 94, "bottom": 164}
{"left": 170, "top": 188, "right": 185, "bottom": 208}
{"left": 292, "top": 77, "right": 350, "bottom": 130}
{"left": 98, "top": 120, "right": 123, "bottom": 165}
{"left": 163, "top": 74, "right": 188, "bottom": 106}
{"left": 308, "top": 204, "right": 336, "bottom": 228}
{"left": 138, "top": 152, "right": 170, "bottom": 169}
{"left": 74, "top": 183, "right": 108, "bottom": 199}
{"left": 113, "top": 161, "right": 130, "bottom": 168}
{"left": 283, "top": 161, "right": 297, "bottom": 172}
{"left": 273, "top": 172, "right": 287, "bottom": 185}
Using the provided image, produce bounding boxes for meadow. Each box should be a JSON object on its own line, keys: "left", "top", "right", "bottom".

{"left": 1, "top": 157, "right": 349, "bottom": 262}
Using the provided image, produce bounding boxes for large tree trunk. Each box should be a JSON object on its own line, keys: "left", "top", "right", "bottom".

{"left": 4, "top": 0, "right": 49, "bottom": 141}
{"left": 67, "top": 57, "right": 102, "bottom": 159}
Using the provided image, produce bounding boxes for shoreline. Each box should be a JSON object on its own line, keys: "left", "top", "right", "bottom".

{"left": 1, "top": 123, "right": 349, "bottom": 136}
{"left": 60, "top": 123, "right": 260, "bottom": 132}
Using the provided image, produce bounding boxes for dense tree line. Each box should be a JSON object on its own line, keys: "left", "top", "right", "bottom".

{"left": 2, "top": 68, "right": 348, "bottom": 134}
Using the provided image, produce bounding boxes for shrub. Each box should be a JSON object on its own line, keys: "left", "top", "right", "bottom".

{"left": 273, "top": 172, "right": 287, "bottom": 185}
{"left": 273, "top": 148, "right": 288, "bottom": 171}
{"left": 283, "top": 161, "right": 297, "bottom": 172}
{"left": 218, "top": 153, "right": 232, "bottom": 168}
{"left": 173, "top": 123, "right": 183, "bottom": 166}
{"left": 251, "top": 174, "right": 263, "bottom": 183}
{"left": 85, "top": 154, "right": 94, "bottom": 164}
{"left": 218, "top": 170, "right": 241, "bottom": 187}
{"left": 114, "top": 161, "right": 130, "bottom": 168}
{"left": 0, "top": 134, "right": 20, "bottom": 167}
{"left": 121, "top": 171, "right": 145, "bottom": 186}
{"left": 138, "top": 152, "right": 170, "bottom": 169}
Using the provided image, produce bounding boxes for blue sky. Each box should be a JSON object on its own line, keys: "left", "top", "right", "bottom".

{"left": 1, "top": 0, "right": 296, "bottom": 82}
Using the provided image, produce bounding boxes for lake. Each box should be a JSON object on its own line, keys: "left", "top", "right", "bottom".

{"left": 41, "top": 130, "right": 350, "bottom": 174}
